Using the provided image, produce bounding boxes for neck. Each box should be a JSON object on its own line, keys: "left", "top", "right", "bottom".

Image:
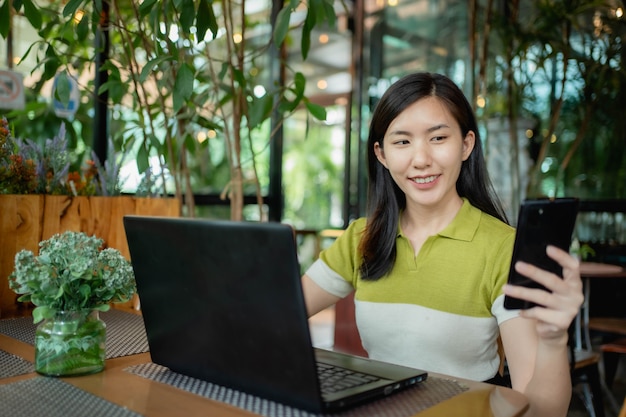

{"left": 401, "top": 196, "right": 464, "bottom": 237}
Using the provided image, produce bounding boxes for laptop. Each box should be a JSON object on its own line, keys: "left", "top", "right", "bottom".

{"left": 123, "top": 216, "right": 428, "bottom": 413}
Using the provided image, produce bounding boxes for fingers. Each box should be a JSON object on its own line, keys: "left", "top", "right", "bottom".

{"left": 506, "top": 245, "right": 582, "bottom": 298}
{"left": 502, "top": 245, "right": 584, "bottom": 337}
{"left": 546, "top": 245, "right": 581, "bottom": 278}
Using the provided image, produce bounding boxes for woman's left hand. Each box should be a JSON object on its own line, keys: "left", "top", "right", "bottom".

{"left": 503, "top": 245, "right": 584, "bottom": 344}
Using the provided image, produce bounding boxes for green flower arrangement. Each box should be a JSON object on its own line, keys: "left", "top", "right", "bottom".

{"left": 9, "top": 231, "right": 136, "bottom": 324}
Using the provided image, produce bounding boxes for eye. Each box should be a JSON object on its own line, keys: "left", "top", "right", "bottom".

{"left": 394, "top": 139, "right": 410, "bottom": 145}
{"left": 431, "top": 136, "right": 446, "bottom": 142}
{"left": 389, "top": 137, "right": 410, "bottom": 145}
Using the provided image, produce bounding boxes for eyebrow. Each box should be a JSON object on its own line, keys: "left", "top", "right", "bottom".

{"left": 387, "top": 123, "right": 451, "bottom": 137}
{"left": 427, "top": 124, "right": 450, "bottom": 132}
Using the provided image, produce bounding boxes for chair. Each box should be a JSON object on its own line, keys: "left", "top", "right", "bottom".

{"left": 599, "top": 338, "right": 626, "bottom": 416}
{"left": 578, "top": 271, "right": 626, "bottom": 394}
{"left": 333, "top": 292, "right": 368, "bottom": 357}
{"left": 571, "top": 351, "right": 605, "bottom": 417}
{"left": 572, "top": 268, "right": 625, "bottom": 417}
{"left": 589, "top": 319, "right": 626, "bottom": 389}
{"left": 570, "top": 329, "right": 606, "bottom": 417}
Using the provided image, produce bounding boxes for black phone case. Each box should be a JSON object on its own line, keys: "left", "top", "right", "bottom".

{"left": 503, "top": 198, "right": 579, "bottom": 310}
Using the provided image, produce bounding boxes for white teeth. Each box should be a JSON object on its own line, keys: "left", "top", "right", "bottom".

{"left": 412, "top": 175, "right": 437, "bottom": 184}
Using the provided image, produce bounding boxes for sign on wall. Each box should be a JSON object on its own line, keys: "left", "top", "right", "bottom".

{"left": 0, "top": 70, "right": 25, "bottom": 110}
{"left": 52, "top": 73, "right": 80, "bottom": 119}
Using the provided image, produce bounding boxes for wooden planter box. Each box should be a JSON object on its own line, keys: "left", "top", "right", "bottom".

{"left": 0, "top": 195, "right": 180, "bottom": 317}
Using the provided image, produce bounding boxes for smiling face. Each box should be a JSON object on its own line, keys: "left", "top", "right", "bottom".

{"left": 373, "top": 96, "right": 475, "bottom": 211}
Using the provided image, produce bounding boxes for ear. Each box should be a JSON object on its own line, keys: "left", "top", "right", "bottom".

{"left": 374, "top": 141, "right": 388, "bottom": 168}
{"left": 462, "top": 131, "right": 476, "bottom": 161}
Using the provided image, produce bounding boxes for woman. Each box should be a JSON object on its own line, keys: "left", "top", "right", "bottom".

{"left": 301, "top": 72, "right": 583, "bottom": 417}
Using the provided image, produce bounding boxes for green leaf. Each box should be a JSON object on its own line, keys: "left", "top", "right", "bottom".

{"left": 139, "top": 0, "right": 157, "bottom": 18}
{"left": 310, "top": 0, "right": 335, "bottom": 26}
{"left": 76, "top": 12, "right": 90, "bottom": 41}
{"left": 197, "top": 0, "right": 218, "bottom": 40}
{"left": 285, "top": 0, "right": 300, "bottom": 13}
{"left": 43, "top": 45, "right": 61, "bottom": 81}
{"left": 62, "top": 0, "right": 86, "bottom": 18}
{"left": 231, "top": 67, "right": 246, "bottom": 88}
{"left": 22, "top": 0, "right": 42, "bottom": 30}
{"left": 305, "top": 101, "right": 327, "bottom": 121}
{"left": 138, "top": 0, "right": 158, "bottom": 18}
{"left": 218, "top": 62, "right": 229, "bottom": 80}
{"left": 139, "top": 56, "right": 172, "bottom": 83}
{"left": 17, "top": 294, "right": 32, "bottom": 303}
{"left": 321, "top": 0, "right": 336, "bottom": 27}
{"left": 78, "top": 283, "right": 91, "bottom": 300}
{"left": 101, "top": 61, "right": 121, "bottom": 85}
{"left": 278, "top": 97, "right": 298, "bottom": 114}
{"left": 179, "top": 0, "right": 195, "bottom": 34}
{"left": 301, "top": 29, "right": 312, "bottom": 61}
{"left": 0, "top": 1, "right": 10, "bottom": 39}
{"left": 173, "top": 63, "right": 194, "bottom": 112}
{"left": 33, "top": 306, "right": 54, "bottom": 324}
{"left": 183, "top": 134, "right": 196, "bottom": 153}
{"left": 273, "top": 6, "right": 291, "bottom": 47}
{"left": 98, "top": 80, "right": 126, "bottom": 103}
{"left": 248, "top": 94, "right": 273, "bottom": 130}
{"left": 54, "top": 72, "right": 71, "bottom": 105}
{"left": 292, "top": 72, "right": 306, "bottom": 101}
{"left": 300, "top": 4, "right": 317, "bottom": 60}
{"left": 136, "top": 144, "right": 151, "bottom": 174}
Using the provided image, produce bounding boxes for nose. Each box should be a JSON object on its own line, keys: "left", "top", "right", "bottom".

{"left": 410, "top": 142, "right": 431, "bottom": 168}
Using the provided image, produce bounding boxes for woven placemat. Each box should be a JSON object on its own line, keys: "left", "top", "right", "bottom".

{"left": 0, "top": 349, "right": 34, "bottom": 379}
{"left": 126, "top": 363, "right": 467, "bottom": 417}
{"left": 0, "top": 309, "right": 148, "bottom": 359}
{"left": 0, "top": 377, "right": 143, "bottom": 417}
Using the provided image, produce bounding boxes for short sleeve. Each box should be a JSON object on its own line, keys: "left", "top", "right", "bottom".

{"left": 490, "top": 231, "right": 521, "bottom": 324}
{"left": 305, "top": 259, "right": 354, "bottom": 298}
{"left": 304, "top": 218, "right": 366, "bottom": 294}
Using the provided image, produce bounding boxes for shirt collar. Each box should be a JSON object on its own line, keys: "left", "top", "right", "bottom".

{"left": 396, "top": 198, "right": 480, "bottom": 242}
{"left": 438, "top": 198, "right": 480, "bottom": 242}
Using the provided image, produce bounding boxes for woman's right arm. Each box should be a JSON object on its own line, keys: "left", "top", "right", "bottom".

{"left": 301, "top": 274, "right": 343, "bottom": 317}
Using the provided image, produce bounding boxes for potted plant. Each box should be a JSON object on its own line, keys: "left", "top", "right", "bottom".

{"left": 0, "top": 115, "right": 179, "bottom": 316}
{"left": 8, "top": 230, "right": 136, "bottom": 376}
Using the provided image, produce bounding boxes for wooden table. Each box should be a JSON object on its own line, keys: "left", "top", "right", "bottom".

{"left": 577, "top": 262, "right": 626, "bottom": 350}
{"left": 0, "top": 317, "right": 529, "bottom": 417}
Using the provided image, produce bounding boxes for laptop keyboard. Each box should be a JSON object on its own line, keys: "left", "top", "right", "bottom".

{"left": 317, "top": 362, "right": 382, "bottom": 394}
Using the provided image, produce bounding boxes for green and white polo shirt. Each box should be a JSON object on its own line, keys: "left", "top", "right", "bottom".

{"left": 306, "top": 199, "right": 520, "bottom": 381}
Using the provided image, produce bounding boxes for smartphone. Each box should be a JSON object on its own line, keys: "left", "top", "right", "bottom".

{"left": 503, "top": 198, "right": 579, "bottom": 310}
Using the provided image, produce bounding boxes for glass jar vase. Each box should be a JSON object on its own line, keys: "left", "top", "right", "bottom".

{"left": 34, "top": 309, "right": 106, "bottom": 376}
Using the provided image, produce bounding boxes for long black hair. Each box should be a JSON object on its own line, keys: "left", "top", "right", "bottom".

{"left": 358, "top": 72, "right": 508, "bottom": 280}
